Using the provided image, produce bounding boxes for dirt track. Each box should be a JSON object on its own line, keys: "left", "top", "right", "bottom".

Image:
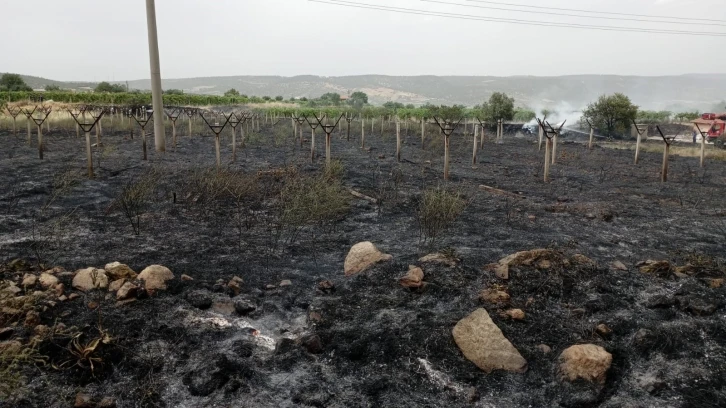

{"left": 1, "top": 120, "right": 725, "bottom": 407}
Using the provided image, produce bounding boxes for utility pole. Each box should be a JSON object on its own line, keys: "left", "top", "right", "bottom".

{"left": 145, "top": 0, "right": 165, "bottom": 152}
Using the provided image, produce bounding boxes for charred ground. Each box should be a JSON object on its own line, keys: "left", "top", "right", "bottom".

{"left": 0, "top": 121, "right": 725, "bottom": 407}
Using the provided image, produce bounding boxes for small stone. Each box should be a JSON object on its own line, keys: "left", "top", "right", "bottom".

{"left": 115, "top": 298, "right": 137, "bottom": 307}
{"left": 479, "top": 288, "right": 510, "bottom": 304}
{"left": 68, "top": 293, "right": 80, "bottom": 301}
{"left": 308, "top": 311, "right": 323, "bottom": 323}
{"left": 234, "top": 299, "right": 256, "bottom": 316}
{"left": 399, "top": 265, "right": 424, "bottom": 289}
{"left": 74, "top": 392, "right": 94, "bottom": 408}
{"left": 72, "top": 268, "right": 109, "bottom": 291}
{"left": 137, "top": 265, "right": 174, "bottom": 293}
{"left": 300, "top": 334, "right": 323, "bottom": 354}
{"left": 467, "top": 387, "right": 480, "bottom": 403}
{"left": 54, "top": 283, "right": 65, "bottom": 297}
{"left": 58, "top": 295, "right": 68, "bottom": 302}
{"left": 104, "top": 262, "right": 138, "bottom": 280}
{"left": 116, "top": 282, "right": 139, "bottom": 300}
{"left": 88, "top": 301, "right": 99, "bottom": 310}
{"left": 596, "top": 323, "right": 612, "bottom": 336}
{"left": 181, "top": 274, "right": 194, "bottom": 281}
{"left": 108, "top": 279, "right": 126, "bottom": 293}
{"left": 1, "top": 282, "right": 21, "bottom": 296}
{"left": 279, "top": 279, "right": 292, "bottom": 287}
{"left": 612, "top": 261, "right": 627, "bottom": 271}
{"left": 24, "top": 310, "right": 41, "bottom": 327}
{"left": 22, "top": 274, "right": 37, "bottom": 287}
{"left": 419, "top": 252, "right": 459, "bottom": 267}
{"left": 344, "top": 241, "right": 393, "bottom": 276}
{"left": 504, "top": 309, "right": 525, "bottom": 320}
{"left": 537, "top": 344, "right": 552, "bottom": 354}
{"left": 0, "top": 340, "right": 22, "bottom": 354}
{"left": 317, "top": 280, "right": 335, "bottom": 293}
{"left": 527, "top": 215, "right": 536, "bottom": 221}
{"left": 638, "top": 260, "right": 672, "bottom": 277}
{"left": 709, "top": 278, "right": 724, "bottom": 289}
{"left": 98, "top": 397, "right": 116, "bottom": 408}
{"left": 559, "top": 344, "right": 612, "bottom": 384}
{"left": 228, "top": 280, "right": 242, "bottom": 296}
{"left": 265, "top": 284, "right": 277, "bottom": 290}
{"left": 33, "top": 324, "right": 50, "bottom": 337}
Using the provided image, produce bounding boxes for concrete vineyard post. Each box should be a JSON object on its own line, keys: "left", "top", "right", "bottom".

{"left": 662, "top": 143, "right": 670, "bottom": 182}
{"left": 588, "top": 127, "right": 594, "bottom": 150}
{"left": 26, "top": 116, "right": 32, "bottom": 146}
{"left": 37, "top": 124, "right": 43, "bottom": 160}
{"left": 371, "top": 117, "right": 374, "bottom": 135}
{"left": 86, "top": 131, "right": 93, "bottom": 178}
{"left": 145, "top": 0, "right": 166, "bottom": 153}
{"left": 396, "top": 120, "right": 401, "bottom": 161}
{"left": 544, "top": 138, "right": 552, "bottom": 182}
{"left": 444, "top": 134, "right": 450, "bottom": 180}
{"left": 538, "top": 125, "right": 544, "bottom": 151}
{"left": 172, "top": 120, "right": 177, "bottom": 150}
{"left": 634, "top": 131, "right": 641, "bottom": 165}
{"left": 215, "top": 133, "right": 221, "bottom": 168}
{"left": 311, "top": 127, "right": 316, "bottom": 162}
{"left": 142, "top": 125, "right": 147, "bottom": 160}
{"left": 551, "top": 132, "right": 558, "bottom": 165}
{"left": 346, "top": 118, "right": 351, "bottom": 141}
{"left": 700, "top": 131, "right": 706, "bottom": 168}
{"left": 472, "top": 126, "right": 478, "bottom": 165}
{"left": 480, "top": 124, "right": 485, "bottom": 149}
{"left": 361, "top": 118, "right": 365, "bottom": 148}
{"left": 188, "top": 115, "right": 193, "bottom": 136}
{"left": 326, "top": 133, "right": 331, "bottom": 166}
{"left": 231, "top": 125, "right": 236, "bottom": 162}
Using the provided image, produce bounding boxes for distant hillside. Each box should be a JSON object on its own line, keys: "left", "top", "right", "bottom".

{"left": 4, "top": 72, "right": 725, "bottom": 111}
{"left": 121, "top": 74, "right": 726, "bottom": 111}
{"left": 0, "top": 73, "right": 96, "bottom": 91}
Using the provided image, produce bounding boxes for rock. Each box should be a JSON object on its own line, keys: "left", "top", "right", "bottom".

{"left": 54, "top": 283, "right": 65, "bottom": 297}
{"left": 33, "top": 324, "right": 50, "bottom": 337}
{"left": 68, "top": 293, "right": 80, "bottom": 301}
{"left": 104, "top": 262, "right": 137, "bottom": 280}
{"left": 418, "top": 252, "right": 459, "bottom": 267}
{"left": 74, "top": 392, "right": 94, "bottom": 408}
{"left": 279, "top": 279, "right": 292, "bottom": 287}
{"left": 527, "top": 215, "right": 536, "bottom": 221}
{"left": 264, "top": 284, "right": 277, "bottom": 290}
{"left": 308, "top": 311, "right": 323, "bottom": 323}
{"left": 108, "top": 279, "right": 126, "bottom": 293}
{"left": 452, "top": 308, "right": 527, "bottom": 373}
{"left": 300, "top": 334, "right": 323, "bottom": 354}
{"left": 116, "top": 282, "right": 139, "bottom": 300}
{"left": 58, "top": 295, "right": 68, "bottom": 302}
{"left": 466, "top": 387, "right": 480, "bottom": 403}
{"left": 488, "top": 248, "right": 557, "bottom": 279}
{"left": 88, "top": 301, "right": 99, "bottom": 310}
{"left": 559, "top": 344, "right": 612, "bottom": 384}
{"left": 638, "top": 260, "right": 672, "bottom": 277}
{"left": 537, "top": 344, "right": 552, "bottom": 354}
{"left": 344, "top": 241, "right": 393, "bottom": 276}
{"left": 504, "top": 309, "right": 525, "bottom": 320}
{"left": 22, "top": 274, "right": 37, "bottom": 287}
{"left": 276, "top": 337, "right": 297, "bottom": 354}
{"left": 709, "top": 278, "right": 724, "bottom": 289}
{"left": 72, "top": 268, "right": 109, "bottom": 291}
{"left": 596, "top": 323, "right": 612, "bottom": 336}
{"left": 612, "top": 261, "right": 628, "bottom": 271}
{"left": 479, "top": 288, "right": 510, "bottom": 304}
{"left": 0, "top": 340, "right": 22, "bottom": 354}
{"left": 186, "top": 290, "right": 213, "bottom": 309}
{"left": 9, "top": 258, "right": 30, "bottom": 271}
{"left": 399, "top": 265, "right": 424, "bottom": 288}
{"left": 570, "top": 254, "right": 594, "bottom": 265}
{"left": 137, "top": 265, "right": 174, "bottom": 293}
{"left": 675, "top": 264, "right": 698, "bottom": 276}
{"left": 24, "top": 310, "right": 40, "bottom": 327}
{"left": 317, "top": 280, "right": 335, "bottom": 293}
{"left": 1, "top": 281, "right": 21, "bottom": 296}
{"left": 181, "top": 274, "right": 194, "bottom": 281}
{"left": 228, "top": 280, "right": 242, "bottom": 296}
{"left": 234, "top": 299, "right": 256, "bottom": 316}
{"left": 98, "top": 397, "right": 116, "bottom": 408}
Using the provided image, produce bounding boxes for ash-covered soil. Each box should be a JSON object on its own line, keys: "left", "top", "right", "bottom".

{"left": 1, "top": 120, "right": 725, "bottom": 408}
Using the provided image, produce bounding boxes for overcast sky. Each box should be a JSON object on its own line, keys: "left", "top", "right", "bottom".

{"left": 1, "top": 0, "right": 724, "bottom": 81}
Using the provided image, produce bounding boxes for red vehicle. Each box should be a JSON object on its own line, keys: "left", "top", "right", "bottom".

{"left": 692, "top": 113, "right": 726, "bottom": 147}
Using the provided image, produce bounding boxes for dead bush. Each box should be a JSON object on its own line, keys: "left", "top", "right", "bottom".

{"left": 417, "top": 186, "right": 467, "bottom": 247}
{"left": 114, "top": 168, "right": 160, "bottom": 235}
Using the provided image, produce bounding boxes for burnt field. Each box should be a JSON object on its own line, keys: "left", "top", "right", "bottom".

{"left": 1, "top": 120, "right": 725, "bottom": 408}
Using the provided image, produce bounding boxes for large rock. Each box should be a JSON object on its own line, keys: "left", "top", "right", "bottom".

{"left": 138, "top": 265, "right": 174, "bottom": 293}
{"left": 72, "top": 268, "right": 109, "bottom": 291}
{"left": 38, "top": 273, "right": 59, "bottom": 289}
{"left": 116, "top": 282, "right": 139, "bottom": 301}
{"left": 104, "top": 262, "right": 138, "bottom": 280}
{"left": 22, "top": 274, "right": 37, "bottom": 287}
{"left": 559, "top": 344, "right": 612, "bottom": 384}
{"left": 344, "top": 242, "right": 392, "bottom": 276}
{"left": 452, "top": 308, "right": 527, "bottom": 373}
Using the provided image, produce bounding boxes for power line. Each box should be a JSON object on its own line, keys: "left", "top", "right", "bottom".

{"left": 422, "top": 0, "right": 726, "bottom": 27}
{"left": 466, "top": 0, "right": 719, "bottom": 22}
{"left": 308, "top": 0, "right": 726, "bottom": 37}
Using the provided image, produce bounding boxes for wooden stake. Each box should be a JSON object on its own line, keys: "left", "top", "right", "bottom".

{"left": 538, "top": 125, "right": 544, "bottom": 151}
{"left": 662, "top": 142, "right": 670, "bottom": 182}
{"left": 37, "top": 125, "right": 43, "bottom": 160}
{"left": 85, "top": 131, "right": 93, "bottom": 178}
{"left": 444, "top": 135, "right": 450, "bottom": 180}
{"left": 311, "top": 127, "right": 316, "bottom": 162}
{"left": 215, "top": 134, "right": 221, "bottom": 167}
{"left": 634, "top": 130, "right": 642, "bottom": 165}
{"left": 544, "top": 138, "right": 552, "bottom": 182}
{"left": 396, "top": 120, "right": 401, "bottom": 161}
{"left": 551, "top": 132, "right": 558, "bottom": 165}
{"left": 588, "top": 127, "right": 594, "bottom": 150}
{"left": 326, "top": 133, "right": 331, "bottom": 167}
{"left": 361, "top": 118, "right": 365, "bottom": 148}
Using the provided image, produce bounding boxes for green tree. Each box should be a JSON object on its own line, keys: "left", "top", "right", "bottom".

{"left": 513, "top": 108, "right": 536, "bottom": 122}
{"left": 674, "top": 111, "right": 700, "bottom": 122}
{"left": 164, "top": 88, "right": 184, "bottom": 95}
{"left": 45, "top": 84, "right": 61, "bottom": 91}
{"left": 479, "top": 92, "right": 515, "bottom": 122}
{"left": 275, "top": 95, "right": 283, "bottom": 101}
{"left": 0, "top": 74, "right": 32, "bottom": 92}
{"left": 319, "top": 92, "right": 341, "bottom": 106}
{"left": 224, "top": 88, "right": 240, "bottom": 97}
{"left": 95, "top": 81, "right": 126, "bottom": 93}
{"left": 348, "top": 91, "right": 368, "bottom": 108}
{"left": 582, "top": 93, "right": 639, "bottom": 137}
